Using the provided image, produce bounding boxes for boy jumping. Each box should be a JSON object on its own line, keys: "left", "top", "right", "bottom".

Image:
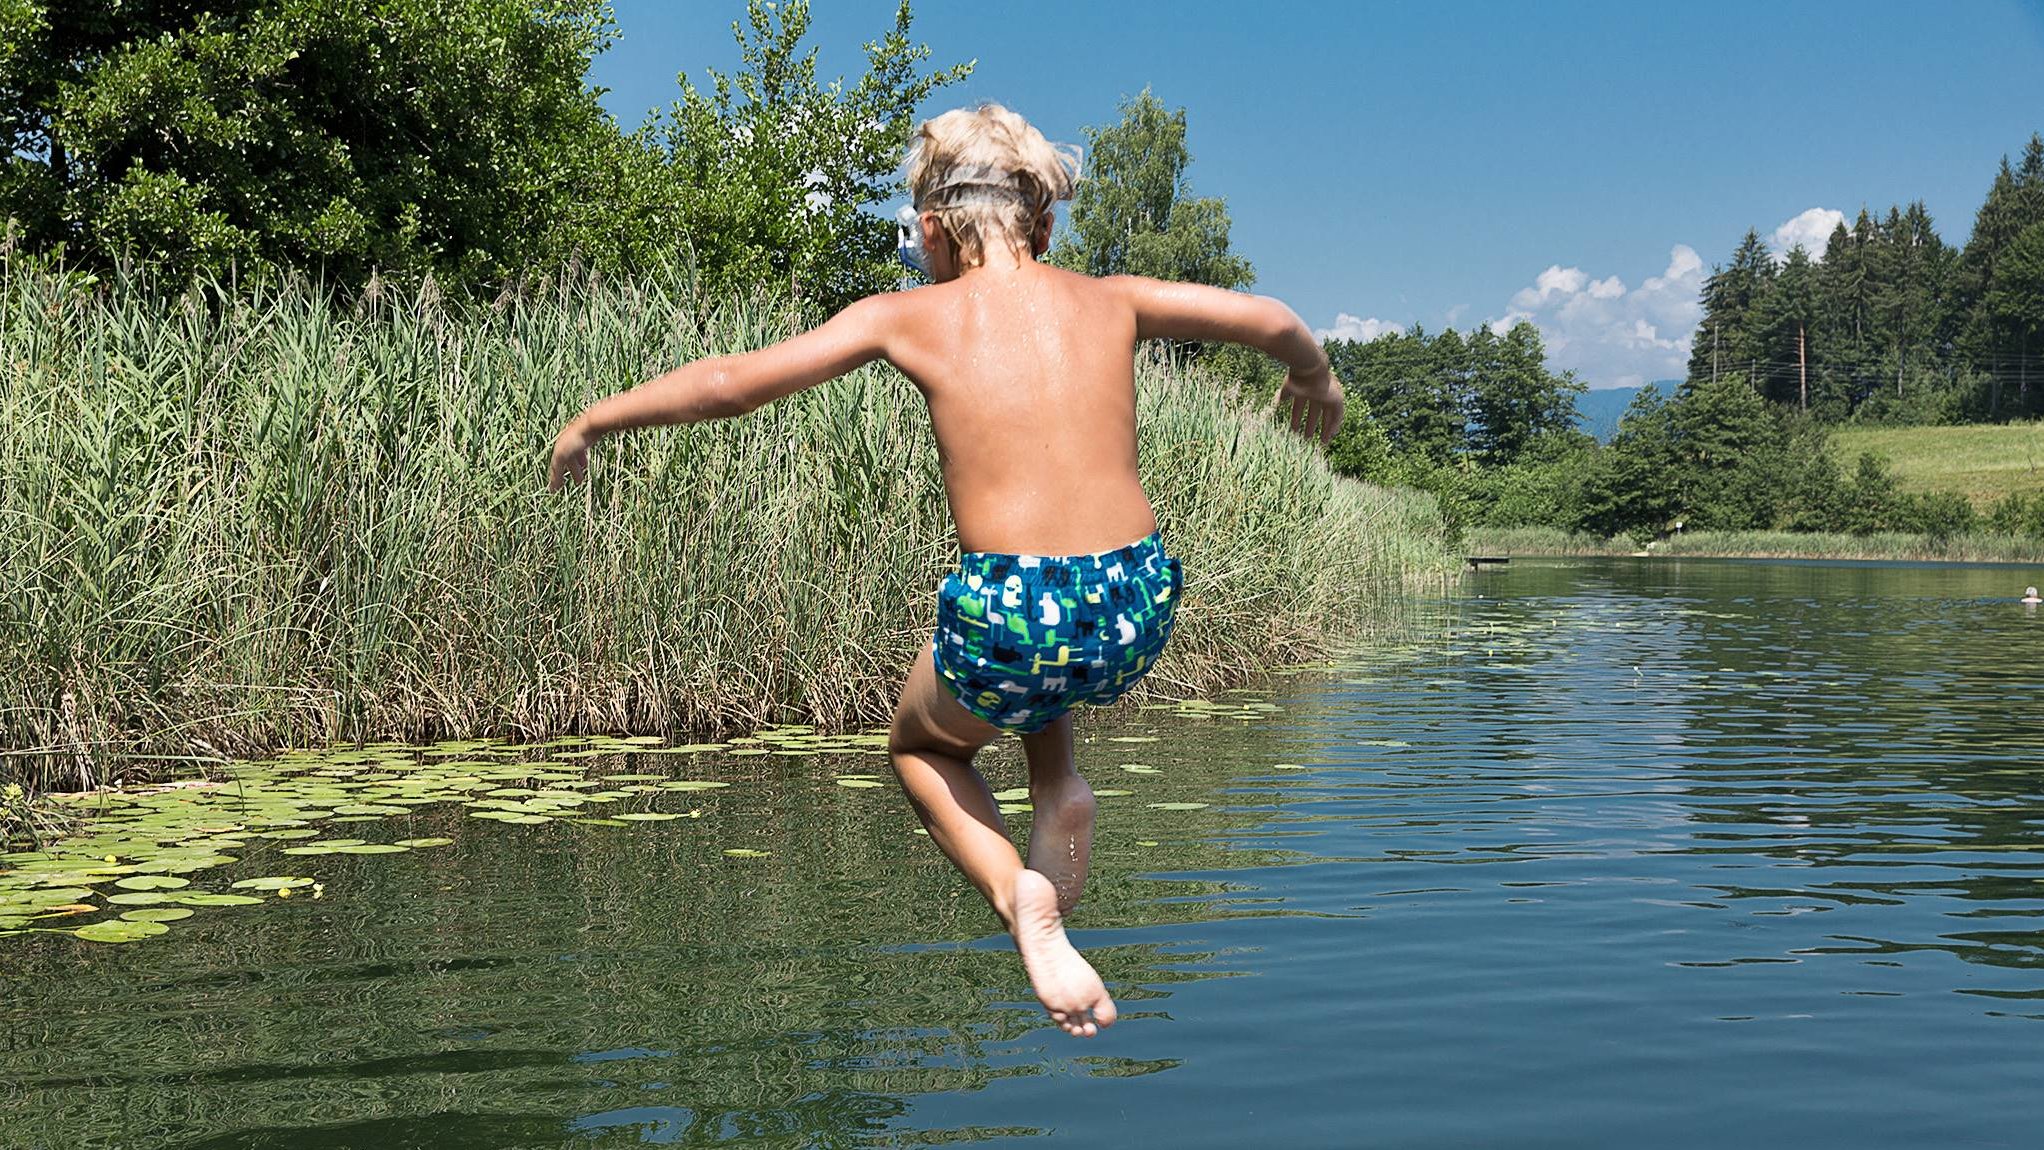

{"left": 548, "top": 104, "right": 1343, "bottom": 1037}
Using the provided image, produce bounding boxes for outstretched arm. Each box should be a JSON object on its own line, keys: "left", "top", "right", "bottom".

{"left": 548, "top": 294, "right": 895, "bottom": 489}
{"left": 1110, "top": 276, "right": 1344, "bottom": 444}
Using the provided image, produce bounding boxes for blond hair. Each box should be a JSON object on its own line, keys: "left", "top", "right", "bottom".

{"left": 906, "top": 104, "right": 1081, "bottom": 268}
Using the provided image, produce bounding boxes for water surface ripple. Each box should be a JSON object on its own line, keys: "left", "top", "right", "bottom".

{"left": 5, "top": 558, "right": 2043, "bottom": 1148}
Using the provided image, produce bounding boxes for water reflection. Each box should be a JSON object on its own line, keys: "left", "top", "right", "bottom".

{"left": 6, "top": 557, "right": 2044, "bottom": 1148}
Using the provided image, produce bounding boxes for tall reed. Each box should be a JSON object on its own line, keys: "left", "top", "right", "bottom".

{"left": 1466, "top": 524, "right": 2044, "bottom": 564}
{"left": 0, "top": 260, "right": 1453, "bottom": 793}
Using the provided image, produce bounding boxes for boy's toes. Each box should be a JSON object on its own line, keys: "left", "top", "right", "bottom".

{"left": 1092, "top": 998, "right": 1118, "bottom": 1029}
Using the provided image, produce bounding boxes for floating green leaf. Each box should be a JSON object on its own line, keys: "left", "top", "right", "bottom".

{"left": 1146, "top": 802, "right": 1209, "bottom": 811}
{"left": 614, "top": 812, "right": 681, "bottom": 822}
{"left": 659, "top": 780, "right": 730, "bottom": 791}
{"left": 835, "top": 779, "right": 884, "bottom": 789}
{"left": 103, "top": 892, "right": 171, "bottom": 906}
{"left": 231, "top": 876, "right": 313, "bottom": 890}
{"left": 121, "top": 907, "right": 194, "bottom": 923}
{"left": 170, "top": 893, "right": 263, "bottom": 907}
{"left": 722, "top": 848, "right": 771, "bottom": 858}
{"left": 391, "top": 838, "right": 453, "bottom": 848}
{"left": 75, "top": 919, "right": 169, "bottom": 944}
{"left": 113, "top": 875, "right": 190, "bottom": 891}
{"left": 335, "top": 843, "right": 412, "bottom": 852}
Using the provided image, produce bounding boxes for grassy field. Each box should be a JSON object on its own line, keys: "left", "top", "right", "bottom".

{"left": 0, "top": 261, "right": 1455, "bottom": 796}
{"left": 1831, "top": 422, "right": 2044, "bottom": 508}
{"left": 1468, "top": 525, "right": 2044, "bottom": 565}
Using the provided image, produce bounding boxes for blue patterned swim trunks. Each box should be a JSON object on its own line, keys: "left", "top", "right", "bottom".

{"left": 932, "top": 532, "right": 1182, "bottom": 733}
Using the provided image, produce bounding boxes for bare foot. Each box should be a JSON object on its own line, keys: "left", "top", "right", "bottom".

{"left": 1026, "top": 775, "right": 1096, "bottom": 915}
{"left": 1009, "top": 868, "right": 1117, "bottom": 1037}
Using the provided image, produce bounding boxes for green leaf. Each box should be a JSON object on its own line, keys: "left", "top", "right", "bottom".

{"left": 76, "top": 919, "right": 170, "bottom": 943}
{"left": 121, "top": 907, "right": 195, "bottom": 923}
{"left": 113, "top": 875, "right": 190, "bottom": 891}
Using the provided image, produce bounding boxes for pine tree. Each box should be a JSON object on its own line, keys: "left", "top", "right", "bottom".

{"left": 1818, "top": 210, "right": 1881, "bottom": 411}
{"left": 1686, "top": 230, "right": 1775, "bottom": 388}
{"left": 1757, "top": 246, "right": 1820, "bottom": 409}
{"left": 1987, "top": 221, "right": 2044, "bottom": 414}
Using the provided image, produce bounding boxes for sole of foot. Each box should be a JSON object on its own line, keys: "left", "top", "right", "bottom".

{"left": 1010, "top": 867, "right": 1117, "bottom": 1037}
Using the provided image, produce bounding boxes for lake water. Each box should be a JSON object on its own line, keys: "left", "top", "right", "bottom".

{"left": 5, "top": 558, "right": 2043, "bottom": 1149}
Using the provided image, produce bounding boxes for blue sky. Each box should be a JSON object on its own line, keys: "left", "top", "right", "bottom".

{"left": 590, "top": 1, "right": 2044, "bottom": 388}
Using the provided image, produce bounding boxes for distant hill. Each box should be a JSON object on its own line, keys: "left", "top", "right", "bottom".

{"left": 1574, "top": 381, "right": 1672, "bottom": 442}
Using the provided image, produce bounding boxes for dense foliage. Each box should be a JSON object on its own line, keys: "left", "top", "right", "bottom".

{"left": 1689, "top": 134, "right": 2044, "bottom": 423}
{"left": 1048, "top": 87, "right": 1253, "bottom": 292}
{"left": 1320, "top": 323, "right": 2042, "bottom": 546}
{"left": 0, "top": 258, "right": 1449, "bottom": 787}
{"left": 0, "top": 0, "right": 965, "bottom": 304}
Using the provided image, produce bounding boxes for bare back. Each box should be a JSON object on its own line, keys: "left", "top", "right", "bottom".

{"left": 883, "top": 263, "right": 1154, "bottom": 556}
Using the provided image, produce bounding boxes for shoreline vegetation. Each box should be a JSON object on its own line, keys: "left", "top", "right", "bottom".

{"left": 0, "top": 259, "right": 1456, "bottom": 802}
{"left": 1468, "top": 525, "right": 2044, "bottom": 566}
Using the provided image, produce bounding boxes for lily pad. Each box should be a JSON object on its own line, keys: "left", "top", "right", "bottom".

{"left": 75, "top": 919, "right": 169, "bottom": 944}
{"left": 113, "top": 875, "right": 190, "bottom": 891}
{"left": 615, "top": 812, "right": 681, "bottom": 821}
{"left": 335, "top": 843, "right": 411, "bottom": 852}
{"left": 1108, "top": 736, "right": 1160, "bottom": 743}
{"left": 231, "top": 876, "right": 314, "bottom": 890}
{"left": 835, "top": 779, "right": 885, "bottom": 789}
{"left": 103, "top": 892, "right": 173, "bottom": 906}
{"left": 658, "top": 781, "right": 730, "bottom": 791}
{"left": 391, "top": 838, "right": 453, "bottom": 848}
{"left": 172, "top": 893, "right": 263, "bottom": 907}
{"left": 1146, "top": 802, "right": 1209, "bottom": 811}
{"left": 722, "top": 848, "right": 771, "bottom": 858}
{"left": 121, "top": 907, "right": 195, "bottom": 923}
{"left": 990, "top": 787, "right": 1030, "bottom": 801}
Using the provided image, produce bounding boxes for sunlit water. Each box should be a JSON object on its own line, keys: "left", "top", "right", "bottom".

{"left": 6, "top": 558, "right": 2044, "bottom": 1149}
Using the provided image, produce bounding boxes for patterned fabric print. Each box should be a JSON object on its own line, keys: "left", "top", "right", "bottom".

{"left": 932, "top": 532, "right": 1182, "bottom": 733}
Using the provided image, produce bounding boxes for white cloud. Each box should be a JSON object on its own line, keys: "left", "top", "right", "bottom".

{"left": 1486, "top": 244, "right": 1706, "bottom": 389}
{"left": 1316, "top": 313, "right": 1406, "bottom": 343}
{"left": 1770, "top": 207, "right": 1845, "bottom": 261}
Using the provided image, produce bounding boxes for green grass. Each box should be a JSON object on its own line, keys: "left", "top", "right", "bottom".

{"left": 1468, "top": 525, "right": 2044, "bottom": 564}
{"left": 0, "top": 261, "right": 1455, "bottom": 796}
{"left": 1830, "top": 422, "right": 2044, "bottom": 508}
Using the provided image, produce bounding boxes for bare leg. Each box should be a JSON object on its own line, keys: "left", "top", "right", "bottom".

{"left": 889, "top": 651, "right": 1118, "bottom": 1037}
{"left": 1020, "top": 713, "right": 1095, "bottom": 917}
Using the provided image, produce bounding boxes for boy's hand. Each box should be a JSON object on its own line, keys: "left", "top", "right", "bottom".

{"left": 547, "top": 419, "right": 594, "bottom": 491}
{"left": 1277, "top": 367, "right": 1344, "bottom": 445}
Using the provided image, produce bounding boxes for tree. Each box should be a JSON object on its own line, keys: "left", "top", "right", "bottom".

{"left": 1573, "top": 388, "right": 1679, "bottom": 541}
{"left": 0, "top": 0, "right": 655, "bottom": 288}
{"left": 1957, "top": 135, "right": 2044, "bottom": 417}
{"left": 1755, "top": 245, "right": 1819, "bottom": 410}
{"left": 1687, "top": 229, "right": 1775, "bottom": 387}
{"left": 1048, "top": 88, "right": 1253, "bottom": 290}
{"left": 1867, "top": 201, "right": 1951, "bottom": 403}
{"left": 1986, "top": 221, "right": 2044, "bottom": 413}
{"left": 1459, "top": 322, "right": 1582, "bottom": 463}
{"left": 1323, "top": 326, "right": 1465, "bottom": 464}
{"left": 655, "top": 0, "right": 970, "bottom": 311}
